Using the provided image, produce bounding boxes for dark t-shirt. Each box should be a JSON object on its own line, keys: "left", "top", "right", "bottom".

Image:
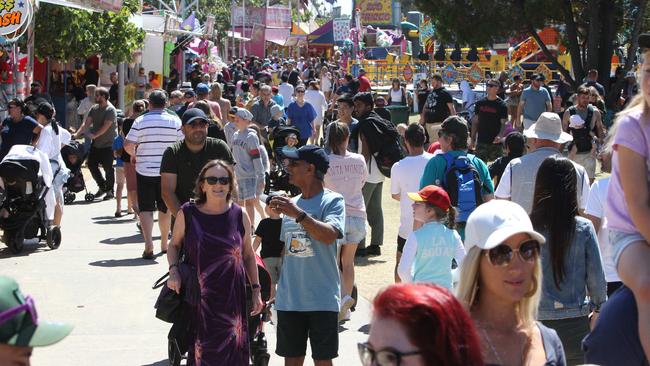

{"left": 374, "top": 108, "right": 391, "bottom": 122}
{"left": 159, "top": 137, "right": 234, "bottom": 205}
{"left": 88, "top": 104, "right": 117, "bottom": 148}
{"left": 0, "top": 116, "right": 39, "bottom": 160}
{"left": 254, "top": 217, "right": 283, "bottom": 258}
{"left": 120, "top": 118, "right": 135, "bottom": 162}
{"left": 423, "top": 87, "right": 453, "bottom": 123}
{"left": 583, "top": 286, "right": 649, "bottom": 366}
{"left": 288, "top": 70, "right": 300, "bottom": 87}
{"left": 475, "top": 97, "right": 508, "bottom": 144}
{"left": 84, "top": 69, "right": 99, "bottom": 87}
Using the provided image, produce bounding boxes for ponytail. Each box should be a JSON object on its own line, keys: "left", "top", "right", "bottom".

{"left": 50, "top": 118, "right": 60, "bottom": 135}
{"left": 432, "top": 206, "right": 457, "bottom": 230}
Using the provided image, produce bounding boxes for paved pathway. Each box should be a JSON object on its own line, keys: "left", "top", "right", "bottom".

{"left": 0, "top": 185, "right": 370, "bottom": 366}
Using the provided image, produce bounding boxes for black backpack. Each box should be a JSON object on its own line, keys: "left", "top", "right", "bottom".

{"left": 359, "top": 113, "right": 404, "bottom": 178}
{"left": 568, "top": 105, "right": 595, "bottom": 153}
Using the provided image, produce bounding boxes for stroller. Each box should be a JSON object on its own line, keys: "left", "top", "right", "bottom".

{"left": 0, "top": 145, "right": 62, "bottom": 253}
{"left": 61, "top": 140, "right": 95, "bottom": 203}
{"left": 264, "top": 124, "right": 301, "bottom": 196}
{"left": 165, "top": 254, "right": 273, "bottom": 366}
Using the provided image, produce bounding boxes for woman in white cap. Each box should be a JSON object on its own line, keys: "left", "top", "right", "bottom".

{"left": 530, "top": 156, "right": 606, "bottom": 364}
{"left": 456, "top": 200, "right": 566, "bottom": 366}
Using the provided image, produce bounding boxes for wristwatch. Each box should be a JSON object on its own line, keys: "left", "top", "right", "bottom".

{"left": 295, "top": 211, "right": 307, "bottom": 223}
{"left": 251, "top": 283, "right": 261, "bottom": 290}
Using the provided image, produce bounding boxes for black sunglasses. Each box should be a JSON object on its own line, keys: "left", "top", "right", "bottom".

{"left": 485, "top": 239, "right": 540, "bottom": 267}
{"left": 201, "top": 176, "right": 230, "bottom": 185}
{"left": 358, "top": 342, "right": 421, "bottom": 366}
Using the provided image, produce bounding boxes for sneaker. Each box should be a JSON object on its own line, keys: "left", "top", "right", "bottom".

{"left": 365, "top": 245, "right": 381, "bottom": 256}
{"left": 93, "top": 188, "right": 106, "bottom": 198}
{"left": 354, "top": 247, "right": 367, "bottom": 257}
{"left": 339, "top": 295, "right": 355, "bottom": 322}
{"left": 103, "top": 190, "right": 115, "bottom": 200}
{"left": 343, "top": 309, "right": 351, "bottom": 321}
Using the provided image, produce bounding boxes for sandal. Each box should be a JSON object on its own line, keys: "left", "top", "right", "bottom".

{"left": 142, "top": 250, "right": 155, "bottom": 260}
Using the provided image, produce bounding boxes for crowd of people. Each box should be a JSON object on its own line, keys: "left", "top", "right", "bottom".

{"left": 3, "top": 32, "right": 650, "bottom": 366}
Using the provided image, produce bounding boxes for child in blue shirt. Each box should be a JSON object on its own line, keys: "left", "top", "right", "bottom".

{"left": 397, "top": 185, "right": 466, "bottom": 289}
{"left": 112, "top": 132, "right": 125, "bottom": 217}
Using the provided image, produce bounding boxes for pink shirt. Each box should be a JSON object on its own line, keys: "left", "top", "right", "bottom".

{"left": 606, "top": 109, "right": 650, "bottom": 233}
{"left": 324, "top": 152, "right": 368, "bottom": 219}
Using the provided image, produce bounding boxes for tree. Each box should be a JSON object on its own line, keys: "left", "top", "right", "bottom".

{"left": 414, "top": 0, "right": 647, "bottom": 96}
{"left": 34, "top": 0, "right": 145, "bottom": 63}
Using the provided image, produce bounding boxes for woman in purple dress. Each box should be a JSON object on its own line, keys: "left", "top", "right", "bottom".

{"left": 167, "top": 159, "right": 263, "bottom": 365}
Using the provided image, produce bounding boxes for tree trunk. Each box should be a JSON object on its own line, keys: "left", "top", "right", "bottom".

{"left": 561, "top": 0, "right": 584, "bottom": 83}
{"left": 586, "top": 0, "right": 602, "bottom": 70}
{"left": 597, "top": 0, "right": 617, "bottom": 93}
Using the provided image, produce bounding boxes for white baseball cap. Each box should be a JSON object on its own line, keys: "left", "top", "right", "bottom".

{"left": 464, "top": 200, "right": 546, "bottom": 251}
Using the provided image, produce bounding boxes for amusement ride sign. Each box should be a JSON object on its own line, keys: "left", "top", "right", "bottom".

{"left": 0, "top": 0, "right": 32, "bottom": 40}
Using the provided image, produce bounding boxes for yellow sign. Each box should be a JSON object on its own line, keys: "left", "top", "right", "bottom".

{"left": 357, "top": 0, "right": 392, "bottom": 26}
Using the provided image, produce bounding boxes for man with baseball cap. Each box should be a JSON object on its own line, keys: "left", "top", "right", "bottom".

{"left": 420, "top": 116, "right": 494, "bottom": 239}
{"left": 192, "top": 83, "right": 222, "bottom": 120}
{"left": 516, "top": 73, "right": 552, "bottom": 130}
{"left": 0, "top": 276, "right": 72, "bottom": 363}
{"left": 495, "top": 112, "right": 590, "bottom": 214}
{"left": 268, "top": 144, "right": 345, "bottom": 366}
{"left": 124, "top": 89, "right": 184, "bottom": 259}
{"left": 161, "top": 108, "right": 233, "bottom": 219}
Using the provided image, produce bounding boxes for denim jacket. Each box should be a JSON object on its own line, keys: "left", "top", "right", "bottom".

{"left": 538, "top": 216, "right": 607, "bottom": 320}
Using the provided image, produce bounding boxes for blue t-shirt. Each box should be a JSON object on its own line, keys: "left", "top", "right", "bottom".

{"left": 276, "top": 189, "right": 345, "bottom": 312}
{"left": 286, "top": 101, "right": 317, "bottom": 141}
{"left": 0, "top": 116, "right": 39, "bottom": 160}
{"left": 583, "top": 286, "right": 649, "bottom": 366}
{"left": 411, "top": 221, "right": 462, "bottom": 289}
{"left": 112, "top": 135, "right": 124, "bottom": 167}
{"left": 272, "top": 94, "right": 284, "bottom": 108}
{"left": 521, "top": 86, "right": 551, "bottom": 121}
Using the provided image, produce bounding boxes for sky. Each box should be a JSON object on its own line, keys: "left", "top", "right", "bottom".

{"left": 334, "top": 0, "right": 352, "bottom": 15}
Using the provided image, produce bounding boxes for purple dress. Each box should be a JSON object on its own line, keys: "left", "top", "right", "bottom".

{"left": 183, "top": 202, "right": 249, "bottom": 365}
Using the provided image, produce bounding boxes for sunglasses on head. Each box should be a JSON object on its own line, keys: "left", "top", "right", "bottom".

{"left": 485, "top": 239, "right": 540, "bottom": 266}
{"left": 0, "top": 296, "right": 38, "bottom": 327}
{"left": 358, "top": 342, "right": 421, "bottom": 366}
{"left": 201, "top": 176, "right": 231, "bottom": 185}
{"left": 487, "top": 83, "right": 499, "bottom": 88}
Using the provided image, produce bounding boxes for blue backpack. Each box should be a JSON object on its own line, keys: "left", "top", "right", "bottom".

{"left": 442, "top": 153, "right": 484, "bottom": 222}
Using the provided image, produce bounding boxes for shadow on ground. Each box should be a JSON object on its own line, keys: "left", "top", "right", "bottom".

{"left": 354, "top": 257, "right": 387, "bottom": 267}
{"left": 141, "top": 360, "right": 170, "bottom": 366}
{"left": 99, "top": 234, "right": 159, "bottom": 245}
{"left": 0, "top": 240, "right": 50, "bottom": 258}
{"left": 88, "top": 256, "right": 161, "bottom": 267}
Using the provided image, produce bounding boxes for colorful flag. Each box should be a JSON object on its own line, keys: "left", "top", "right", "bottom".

{"left": 180, "top": 12, "right": 196, "bottom": 31}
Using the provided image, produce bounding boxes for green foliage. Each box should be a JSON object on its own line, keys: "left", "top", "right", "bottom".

{"left": 34, "top": 3, "right": 145, "bottom": 63}
{"left": 197, "top": 0, "right": 265, "bottom": 39}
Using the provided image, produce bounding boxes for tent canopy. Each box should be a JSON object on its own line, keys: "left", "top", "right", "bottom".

{"left": 308, "top": 20, "right": 333, "bottom": 39}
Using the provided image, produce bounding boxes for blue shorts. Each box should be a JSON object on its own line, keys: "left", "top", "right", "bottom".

{"left": 343, "top": 215, "right": 366, "bottom": 244}
{"left": 237, "top": 177, "right": 258, "bottom": 200}
{"left": 609, "top": 229, "right": 646, "bottom": 269}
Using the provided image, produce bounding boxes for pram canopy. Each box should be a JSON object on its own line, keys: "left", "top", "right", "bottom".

{"left": 1, "top": 145, "right": 52, "bottom": 188}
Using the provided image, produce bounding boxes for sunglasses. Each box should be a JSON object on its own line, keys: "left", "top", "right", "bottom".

{"left": 487, "top": 84, "right": 499, "bottom": 88}
{"left": 485, "top": 239, "right": 540, "bottom": 267}
{"left": 358, "top": 342, "right": 421, "bottom": 366}
{"left": 295, "top": 90, "right": 305, "bottom": 94}
{"left": 201, "top": 176, "right": 230, "bottom": 185}
{"left": 0, "top": 296, "right": 38, "bottom": 327}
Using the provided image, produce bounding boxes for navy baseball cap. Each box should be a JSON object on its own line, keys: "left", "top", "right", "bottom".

{"left": 181, "top": 108, "right": 208, "bottom": 125}
{"left": 283, "top": 144, "right": 329, "bottom": 174}
{"left": 195, "top": 83, "right": 210, "bottom": 94}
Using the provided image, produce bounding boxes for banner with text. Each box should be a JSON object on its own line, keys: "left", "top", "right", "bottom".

{"left": 356, "top": 0, "right": 392, "bottom": 26}
{"left": 231, "top": 6, "right": 291, "bottom": 28}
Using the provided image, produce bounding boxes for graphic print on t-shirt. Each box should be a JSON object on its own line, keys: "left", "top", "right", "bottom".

{"left": 285, "top": 228, "right": 314, "bottom": 258}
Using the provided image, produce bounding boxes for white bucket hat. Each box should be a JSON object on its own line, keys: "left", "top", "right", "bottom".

{"left": 524, "top": 112, "right": 573, "bottom": 144}
{"left": 464, "top": 200, "right": 546, "bottom": 251}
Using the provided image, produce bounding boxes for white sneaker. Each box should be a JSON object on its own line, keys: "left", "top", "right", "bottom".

{"left": 339, "top": 295, "right": 355, "bottom": 322}
{"left": 343, "top": 309, "right": 351, "bottom": 321}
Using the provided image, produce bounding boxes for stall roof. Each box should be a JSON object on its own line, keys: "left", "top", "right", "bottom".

{"left": 266, "top": 28, "right": 291, "bottom": 46}
{"left": 309, "top": 31, "right": 335, "bottom": 46}
{"left": 308, "top": 20, "right": 333, "bottom": 39}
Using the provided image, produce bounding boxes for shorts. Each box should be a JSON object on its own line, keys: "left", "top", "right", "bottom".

{"left": 424, "top": 122, "right": 442, "bottom": 144}
{"left": 262, "top": 256, "right": 282, "bottom": 285}
{"left": 523, "top": 118, "right": 536, "bottom": 131}
{"left": 124, "top": 162, "right": 137, "bottom": 191}
{"left": 397, "top": 235, "right": 407, "bottom": 253}
{"left": 610, "top": 229, "right": 646, "bottom": 269}
{"left": 506, "top": 96, "right": 520, "bottom": 108}
{"left": 572, "top": 152, "right": 597, "bottom": 179}
{"left": 344, "top": 215, "right": 366, "bottom": 244}
{"left": 475, "top": 142, "right": 503, "bottom": 163}
{"left": 115, "top": 166, "right": 126, "bottom": 186}
{"left": 313, "top": 116, "right": 324, "bottom": 127}
{"left": 136, "top": 174, "right": 167, "bottom": 213}
{"left": 276, "top": 311, "right": 338, "bottom": 360}
{"left": 237, "top": 177, "right": 258, "bottom": 200}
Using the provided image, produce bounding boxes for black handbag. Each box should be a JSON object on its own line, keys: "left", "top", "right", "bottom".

{"left": 153, "top": 204, "right": 195, "bottom": 323}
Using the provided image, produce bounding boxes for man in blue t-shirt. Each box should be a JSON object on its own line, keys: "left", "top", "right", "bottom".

{"left": 516, "top": 73, "right": 552, "bottom": 130}
{"left": 269, "top": 145, "right": 345, "bottom": 365}
{"left": 420, "top": 116, "right": 494, "bottom": 239}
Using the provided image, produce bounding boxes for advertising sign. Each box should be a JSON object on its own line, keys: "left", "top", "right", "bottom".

{"left": 333, "top": 18, "right": 350, "bottom": 41}
{"left": 231, "top": 6, "right": 290, "bottom": 29}
{"left": 0, "top": 0, "right": 32, "bottom": 40}
{"left": 356, "top": 0, "right": 392, "bottom": 26}
{"left": 265, "top": 7, "right": 291, "bottom": 28}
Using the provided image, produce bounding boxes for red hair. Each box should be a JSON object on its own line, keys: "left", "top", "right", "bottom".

{"left": 372, "top": 284, "right": 483, "bottom": 366}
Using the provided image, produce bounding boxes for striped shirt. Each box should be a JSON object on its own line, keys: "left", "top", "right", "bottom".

{"left": 125, "top": 109, "right": 183, "bottom": 177}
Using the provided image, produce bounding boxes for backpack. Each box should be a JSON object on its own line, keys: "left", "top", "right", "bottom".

{"left": 441, "top": 153, "right": 484, "bottom": 222}
{"left": 360, "top": 114, "right": 404, "bottom": 178}
{"left": 568, "top": 105, "right": 594, "bottom": 153}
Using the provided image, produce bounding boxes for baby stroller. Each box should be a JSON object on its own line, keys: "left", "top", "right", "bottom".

{"left": 247, "top": 254, "right": 273, "bottom": 366}
{"left": 61, "top": 140, "right": 95, "bottom": 203}
{"left": 264, "top": 124, "right": 301, "bottom": 196}
{"left": 0, "top": 145, "right": 62, "bottom": 253}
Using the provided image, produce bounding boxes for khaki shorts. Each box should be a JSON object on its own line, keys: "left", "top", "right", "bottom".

{"left": 572, "top": 152, "right": 596, "bottom": 179}
{"left": 424, "top": 122, "right": 442, "bottom": 144}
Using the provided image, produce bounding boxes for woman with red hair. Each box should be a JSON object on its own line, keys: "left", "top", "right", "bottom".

{"left": 360, "top": 283, "right": 483, "bottom": 366}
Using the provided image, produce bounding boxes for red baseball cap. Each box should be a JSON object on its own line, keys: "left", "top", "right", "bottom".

{"left": 407, "top": 185, "right": 451, "bottom": 211}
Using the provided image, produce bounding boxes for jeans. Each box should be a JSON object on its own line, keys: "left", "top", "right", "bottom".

{"left": 542, "top": 316, "right": 590, "bottom": 366}
{"left": 88, "top": 145, "right": 115, "bottom": 192}
{"left": 361, "top": 182, "right": 383, "bottom": 247}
